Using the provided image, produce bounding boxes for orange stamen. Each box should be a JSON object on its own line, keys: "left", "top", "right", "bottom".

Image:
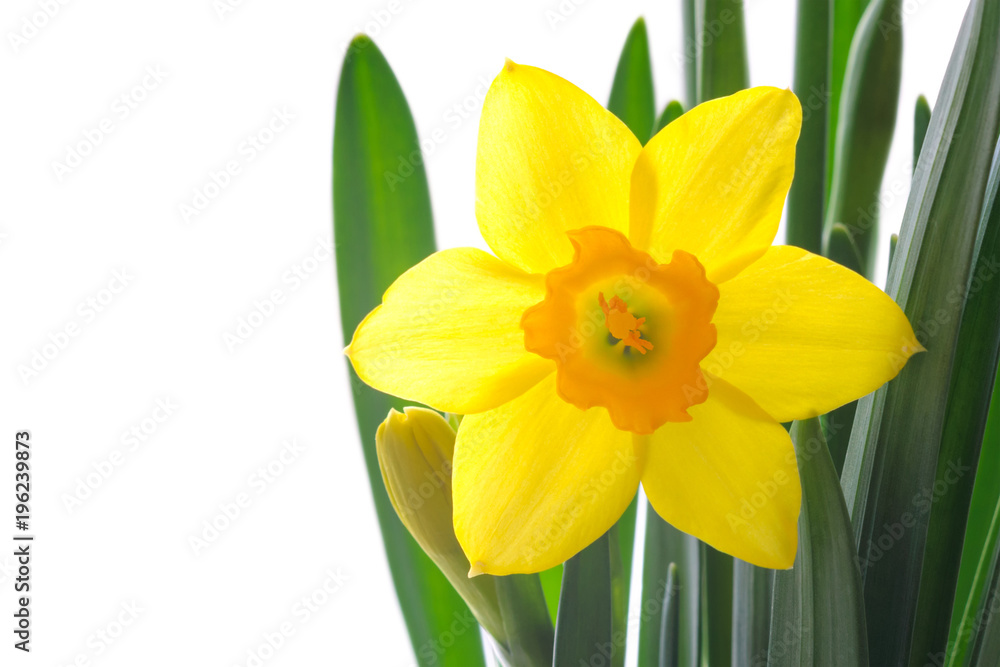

{"left": 599, "top": 292, "right": 653, "bottom": 354}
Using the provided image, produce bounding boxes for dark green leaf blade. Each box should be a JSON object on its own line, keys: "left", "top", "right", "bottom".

{"left": 827, "top": 0, "right": 871, "bottom": 195}
{"left": 608, "top": 17, "right": 656, "bottom": 145}
{"left": 840, "top": 2, "right": 1000, "bottom": 664}
{"left": 638, "top": 512, "right": 701, "bottom": 667}
{"left": 911, "top": 137, "right": 1000, "bottom": 665}
{"left": 494, "top": 575, "right": 555, "bottom": 667}
{"left": 554, "top": 532, "right": 615, "bottom": 667}
{"left": 914, "top": 95, "right": 932, "bottom": 173}
{"left": 786, "top": 0, "right": 831, "bottom": 254}
{"left": 695, "top": 0, "right": 749, "bottom": 104}
{"left": 962, "top": 500, "right": 1000, "bottom": 666}
{"left": 823, "top": 0, "right": 902, "bottom": 278}
{"left": 333, "top": 35, "right": 484, "bottom": 667}
{"left": 732, "top": 560, "right": 773, "bottom": 667}
{"left": 702, "top": 545, "right": 733, "bottom": 666}
{"left": 770, "top": 418, "right": 868, "bottom": 667}
{"left": 948, "top": 367, "right": 1000, "bottom": 667}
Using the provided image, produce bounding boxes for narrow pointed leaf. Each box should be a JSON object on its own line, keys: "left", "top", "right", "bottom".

{"left": 554, "top": 532, "right": 615, "bottom": 667}
{"left": 965, "top": 510, "right": 1000, "bottom": 665}
{"left": 914, "top": 95, "right": 932, "bottom": 173}
{"left": 681, "top": 0, "right": 697, "bottom": 108}
{"left": 659, "top": 563, "right": 681, "bottom": 667}
{"left": 911, "top": 137, "right": 1000, "bottom": 664}
{"left": 695, "top": 0, "right": 749, "bottom": 104}
{"left": 823, "top": 0, "right": 902, "bottom": 278}
{"left": 494, "top": 575, "right": 555, "bottom": 667}
{"left": 827, "top": 0, "right": 871, "bottom": 194}
{"left": 770, "top": 419, "right": 868, "bottom": 667}
{"left": 949, "top": 368, "right": 1000, "bottom": 667}
{"left": 786, "top": 0, "right": 831, "bottom": 254}
{"left": 333, "top": 35, "right": 484, "bottom": 666}
{"left": 841, "top": 2, "right": 1000, "bottom": 664}
{"left": 655, "top": 101, "right": 684, "bottom": 135}
{"left": 608, "top": 17, "right": 656, "bottom": 145}
{"left": 538, "top": 565, "right": 563, "bottom": 625}
{"left": 638, "top": 511, "right": 701, "bottom": 667}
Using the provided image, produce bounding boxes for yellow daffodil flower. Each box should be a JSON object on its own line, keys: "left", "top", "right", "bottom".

{"left": 346, "top": 61, "right": 922, "bottom": 574}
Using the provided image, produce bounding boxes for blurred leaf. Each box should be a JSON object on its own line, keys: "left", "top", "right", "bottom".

{"left": 609, "top": 17, "right": 656, "bottom": 144}
{"left": 912, "top": 137, "right": 1000, "bottom": 663}
{"left": 949, "top": 368, "right": 1000, "bottom": 667}
{"left": 655, "top": 101, "right": 685, "bottom": 134}
{"left": 695, "top": 0, "right": 749, "bottom": 103}
{"left": 827, "top": 0, "right": 871, "bottom": 195}
{"left": 786, "top": 0, "right": 831, "bottom": 254}
{"left": 681, "top": 0, "right": 697, "bottom": 107}
{"left": 638, "top": 510, "right": 701, "bottom": 667}
{"left": 770, "top": 419, "right": 869, "bottom": 666}
{"left": 554, "top": 532, "right": 616, "bottom": 667}
{"left": 659, "top": 563, "right": 681, "bottom": 667}
{"left": 889, "top": 233, "right": 899, "bottom": 273}
{"left": 731, "top": 560, "right": 773, "bottom": 667}
{"left": 823, "top": 0, "right": 902, "bottom": 278}
{"left": 914, "top": 95, "right": 932, "bottom": 174}
{"left": 702, "top": 545, "right": 733, "bottom": 666}
{"left": 333, "top": 35, "right": 484, "bottom": 667}
{"left": 841, "top": 2, "right": 1000, "bottom": 664}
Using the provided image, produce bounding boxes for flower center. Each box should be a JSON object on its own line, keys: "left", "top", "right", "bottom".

{"left": 599, "top": 293, "right": 653, "bottom": 354}
{"left": 521, "top": 226, "right": 719, "bottom": 434}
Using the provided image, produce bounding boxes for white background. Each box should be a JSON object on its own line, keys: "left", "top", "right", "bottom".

{"left": 0, "top": 0, "right": 967, "bottom": 665}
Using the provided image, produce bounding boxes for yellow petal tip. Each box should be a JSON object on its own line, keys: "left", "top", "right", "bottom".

{"left": 468, "top": 561, "right": 487, "bottom": 578}
{"left": 503, "top": 58, "right": 516, "bottom": 73}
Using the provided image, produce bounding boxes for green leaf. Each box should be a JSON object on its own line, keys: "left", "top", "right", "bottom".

{"left": 554, "top": 532, "right": 615, "bottom": 667}
{"left": 695, "top": 0, "right": 749, "bottom": 104}
{"left": 823, "top": 0, "right": 902, "bottom": 278}
{"left": 770, "top": 419, "right": 869, "bottom": 666}
{"left": 949, "top": 367, "right": 1000, "bottom": 667}
{"left": 840, "top": 2, "right": 1000, "bottom": 664}
{"left": 608, "top": 17, "right": 656, "bottom": 145}
{"left": 655, "top": 101, "right": 685, "bottom": 134}
{"left": 731, "top": 561, "right": 772, "bottom": 667}
{"left": 961, "top": 500, "right": 1000, "bottom": 666}
{"left": 659, "top": 563, "right": 681, "bottom": 667}
{"left": 786, "top": 0, "right": 831, "bottom": 254}
{"left": 681, "top": 0, "right": 697, "bottom": 108}
{"left": 333, "top": 35, "right": 484, "bottom": 667}
{"left": 701, "top": 545, "right": 732, "bottom": 666}
{"left": 914, "top": 95, "right": 932, "bottom": 174}
{"left": 538, "top": 564, "right": 563, "bottom": 625}
{"left": 912, "top": 137, "right": 1000, "bottom": 664}
{"left": 827, "top": 0, "right": 871, "bottom": 197}
{"left": 494, "top": 575, "right": 555, "bottom": 667}
{"left": 638, "top": 511, "right": 701, "bottom": 667}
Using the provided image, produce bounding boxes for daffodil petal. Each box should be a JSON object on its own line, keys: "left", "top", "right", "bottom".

{"left": 453, "top": 374, "right": 639, "bottom": 575}
{"left": 630, "top": 87, "right": 801, "bottom": 283}
{"left": 346, "top": 248, "right": 553, "bottom": 414}
{"left": 476, "top": 61, "right": 642, "bottom": 274}
{"left": 706, "top": 245, "right": 922, "bottom": 422}
{"left": 640, "top": 378, "right": 800, "bottom": 569}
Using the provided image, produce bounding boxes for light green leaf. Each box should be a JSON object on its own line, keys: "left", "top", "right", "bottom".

{"left": 654, "top": 101, "right": 685, "bottom": 135}
{"left": 963, "top": 501, "right": 1000, "bottom": 666}
{"left": 333, "top": 35, "right": 484, "bottom": 667}
{"left": 914, "top": 95, "right": 932, "bottom": 173}
{"left": 841, "top": 2, "right": 1000, "bottom": 663}
{"left": 770, "top": 419, "right": 868, "bottom": 666}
